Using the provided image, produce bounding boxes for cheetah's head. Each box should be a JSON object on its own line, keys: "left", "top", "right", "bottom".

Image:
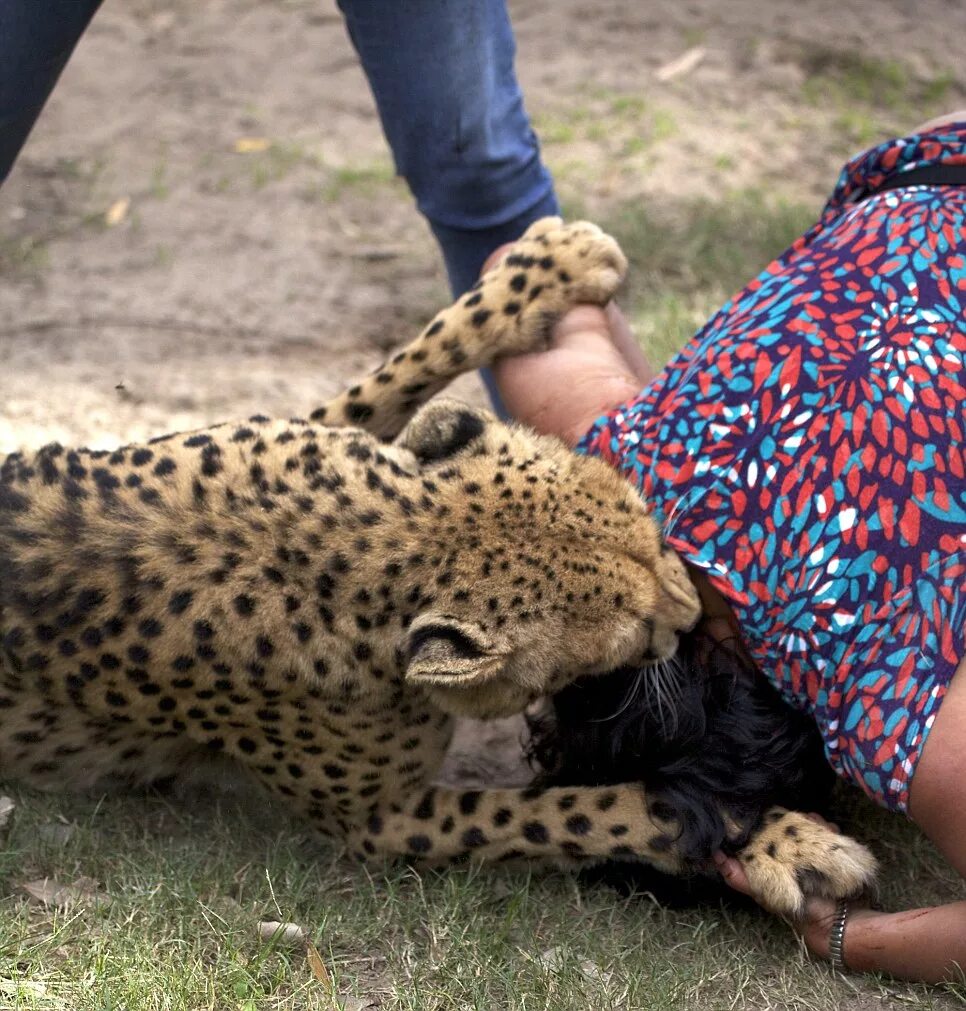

{"left": 394, "top": 401, "right": 701, "bottom": 720}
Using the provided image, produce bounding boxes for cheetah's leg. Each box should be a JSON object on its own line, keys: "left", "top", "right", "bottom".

{"left": 310, "top": 218, "right": 627, "bottom": 439}
{"left": 347, "top": 783, "right": 686, "bottom": 873}
{"left": 348, "top": 789, "right": 877, "bottom": 919}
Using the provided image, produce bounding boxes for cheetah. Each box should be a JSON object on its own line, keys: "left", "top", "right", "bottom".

{"left": 0, "top": 219, "right": 875, "bottom": 919}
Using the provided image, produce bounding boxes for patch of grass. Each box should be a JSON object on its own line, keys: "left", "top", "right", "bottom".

{"left": 797, "top": 46, "right": 959, "bottom": 141}
{"left": 0, "top": 236, "right": 50, "bottom": 275}
{"left": 0, "top": 785, "right": 961, "bottom": 1009}
{"left": 315, "top": 161, "right": 400, "bottom": 202}
{"left": 921, "top": 70, "right": 955, "bottom": 107}
{"left": 588, "top": 190, "right": 816, "bottom": 363}
{"left": 150, "top": 161, "right": 170, "bottom": 200}
{"left": 250, "top": 143, "right": 320, "bottom": 190}
{"left": 535, "top": 95, "right": 674, "bottom": 153}
{"left": 608, "top": 94, "right": 648, "bottom": 119}
{"left": 801, "top": 48, "right": 910, "bottom": 111}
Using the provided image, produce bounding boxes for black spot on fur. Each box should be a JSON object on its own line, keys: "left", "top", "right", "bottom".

{"left": 168, "top": 591, "right": 193, "bottom": 615}
{"left": 345, "top": 403, "right": 374, "bottom": 424}
{"left": 523, "top": 822, "right": 549, "bottom": 845}
{"left": 233, "top": 595, "right": 256, "bottom": 617}
{"left": 565, "top": 814, "right": 591, "bottom": 836}
{"left": 470, "top": 308, "right": 492, "bottom": 328}
{"left": 462, "top": 827, "right": 488, "bottom": 848}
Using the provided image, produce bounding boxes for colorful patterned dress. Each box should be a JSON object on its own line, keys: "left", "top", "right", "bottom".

{"left": 578, "top": 123, "right": 966, "bottom": 813}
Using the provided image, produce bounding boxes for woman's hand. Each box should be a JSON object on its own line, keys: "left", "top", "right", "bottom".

{"left": 491, "top": 303, "right": 647, "bottom": 445}
{"left": 481, "top": 242, "right": 652, "bottom": 446}
{"left": 713, "top": 850, "right": 841, "bottom": 958}
{"left": 712, "top": 814, "right": 880, "bottom": 962}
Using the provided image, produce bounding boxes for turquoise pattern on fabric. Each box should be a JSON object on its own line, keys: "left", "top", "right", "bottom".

{"left": 579, "top": 124, "right": 966, "bottom": 812}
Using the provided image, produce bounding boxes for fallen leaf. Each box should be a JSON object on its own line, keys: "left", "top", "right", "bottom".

{"left": 0, "top": 796, "right": 14, "bottom": 831}
{"left": 20, "top": 876, "right": 110, "bottom": 909}
{"left": 305, "top": 941, "right": 332, "bottom": 989}
{"left": 233, "top": 137, "right": 271, "bottom": 154}
{"left": 257, "top": 920, "right": 305, "bottom": 945}
{"left": 655, "top": 45, "right": 707, "bottom": 82}
{"left": 337, "top": 998, "right": 376, "bottom": 1011}
{"left": 37, "top": 820, "right": 75, "bottom": 847}
{"left": 104, "top": 197, "right": 131, "bottom": 227}
{"left": 578, "top": 959, "right": 614, "bottom": 987}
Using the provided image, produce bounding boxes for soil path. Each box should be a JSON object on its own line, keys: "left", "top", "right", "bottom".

{"left": 2, "top": 0, "right": 962, "bottom": 451}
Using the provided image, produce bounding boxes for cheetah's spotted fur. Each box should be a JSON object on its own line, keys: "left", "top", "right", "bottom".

{"left": 0, "top": 220, "right": 874, "bottom": 918}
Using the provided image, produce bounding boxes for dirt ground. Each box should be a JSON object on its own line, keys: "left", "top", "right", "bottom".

{"left": 1, "top": 0, "right": 964, "bottom": 454}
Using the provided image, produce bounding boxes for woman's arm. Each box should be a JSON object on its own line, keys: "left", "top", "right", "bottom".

{"left": 479, "top": 238, "right": 650, "bottom": 445}
{"left": 715, "top": 854, "right": 966, "bottom": 984}
{"left": 718, "top": 658, "right": 966, "bottom": 985}
{"left": 491, "top": 303, "right": 648, "bottom": 445}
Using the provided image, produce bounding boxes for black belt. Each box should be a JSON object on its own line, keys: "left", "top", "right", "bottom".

{"left": 859, "top": 162, "right": 966, "bottom": 201}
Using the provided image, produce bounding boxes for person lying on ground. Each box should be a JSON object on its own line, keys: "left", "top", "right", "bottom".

{"left": 491, "top": 112, "right": 966, "bottom": 984}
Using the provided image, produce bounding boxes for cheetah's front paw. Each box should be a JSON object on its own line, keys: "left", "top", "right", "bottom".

{"left": 736, "top": 810, "right": 877, "bottom": 919}
{"left": 479, "top": 217, "right": 628, "bottom": 356}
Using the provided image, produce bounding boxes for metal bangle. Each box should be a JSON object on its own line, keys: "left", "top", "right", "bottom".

{"left": 828, "top": 899, "right": 850, "bottom": 973}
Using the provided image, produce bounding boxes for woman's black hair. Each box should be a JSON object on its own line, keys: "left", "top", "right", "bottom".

{"left": 529, "top": 625, "right": 835, "bottom": 903}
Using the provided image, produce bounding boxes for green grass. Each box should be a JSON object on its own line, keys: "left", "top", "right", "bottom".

{"left": 797, "top": 46, "right": 958, "bottom": 143}
{"left": 0, "top": 785, "right": 962, "bottom": 1010}
{"left": 563, "top": 190, "right": 818, "bottom": 364}
{"left": 249, "top": 143, "right": 320, "bottom": 190}
{"left": 315, "top": 161, "right": 399, "bottom": 202}
{"left": 0, "top": 236, "right": 50, "bottom": 276}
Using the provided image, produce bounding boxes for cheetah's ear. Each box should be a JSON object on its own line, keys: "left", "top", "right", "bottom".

{"left": 404, "top": 614, "right": 507, "bottom": 688}
{"left": 398, "top": 400, "right": 493, "bottom": 465}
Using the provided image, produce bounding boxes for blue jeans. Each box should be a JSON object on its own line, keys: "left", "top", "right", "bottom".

{"left": 0, "top": 0, "right": 559, "bottom": 408}
{"left": 0, "top": 1, "right": 104, "bottom": 185}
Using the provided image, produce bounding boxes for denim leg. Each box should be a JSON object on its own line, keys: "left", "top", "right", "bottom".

{"left": 0, "top": 0, "right": 104, "bottom": 185}
{"left": 336, "top": 0, "right": 559, "bottom": 411}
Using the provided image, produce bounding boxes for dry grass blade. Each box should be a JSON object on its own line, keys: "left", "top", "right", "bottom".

{"left": 233, "top": 137, "right": 271, "bottom": 154}
{"left": 655, "top": 45, "right": 707, "bottom": 81}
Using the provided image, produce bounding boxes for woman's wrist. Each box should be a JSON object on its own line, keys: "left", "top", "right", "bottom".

{"left": 797, "top": 897, "right": 840, "bottom": 960}
{"left": 800, "top": 901, "right": 886, "bottom": 972}
{"left": 490, "top": 305, "right": 644, "bottom": 445}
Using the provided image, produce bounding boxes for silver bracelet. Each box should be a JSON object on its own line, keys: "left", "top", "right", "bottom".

{"left": 828, "top": 899, "right": 850, "bottom": 973}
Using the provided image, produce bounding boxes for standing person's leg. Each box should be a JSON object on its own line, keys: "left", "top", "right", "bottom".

{"left": 0, "top": 1, "right": 104, "bottom": 184}
{"left": 337, "top": 0, "right": 559, "bottom": 295}
{"left": 337, "top": 0, "right": 560, "bottom": 409}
